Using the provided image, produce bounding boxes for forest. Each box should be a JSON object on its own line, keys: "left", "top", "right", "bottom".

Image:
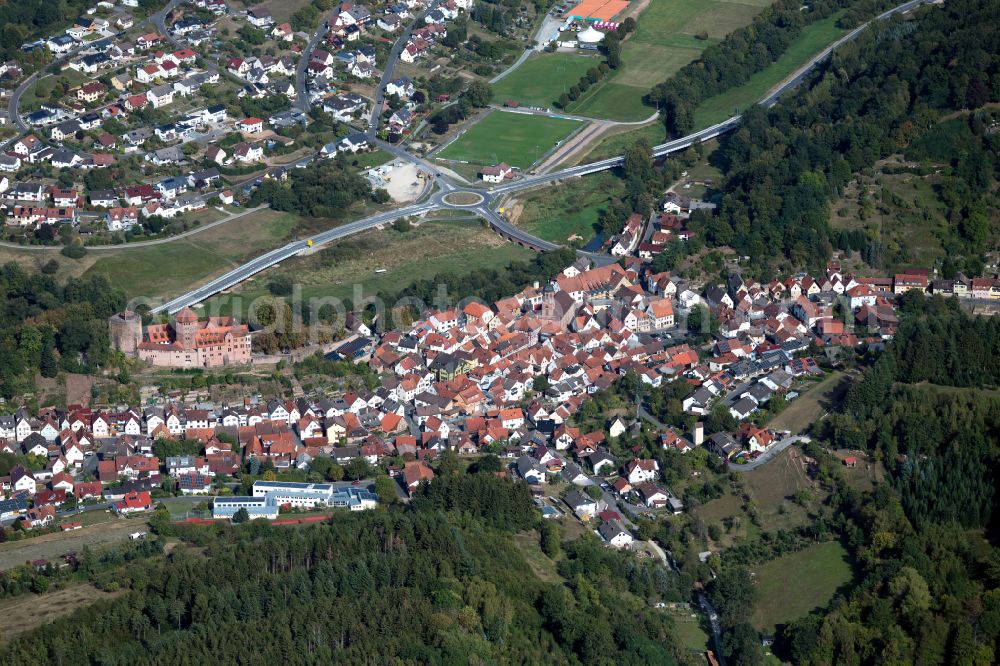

{"left": 1, "top": 475, "right": 694, "bottom": 665}
{"left": 774, "top": 298, "right": 1000, "bottom": 664}
{"left": 688, "top": 0, "right": 1000, "bottom": 274}
{"left": 0, "top": 263, "right": 126, "bottom": 400}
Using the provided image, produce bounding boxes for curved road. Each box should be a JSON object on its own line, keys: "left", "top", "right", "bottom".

{"left": 16, "top": 0, "right": 933, "bottom": 313}
{"left": 4, "top": 0, "right": 185, "bottom": 143}
{"left": 729, "top": 435, "right": 812, "bottom": 472}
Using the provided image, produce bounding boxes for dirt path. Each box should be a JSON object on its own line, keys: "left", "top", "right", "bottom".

{"left": 535, "top": 120, "right": 610, "bottom": 174}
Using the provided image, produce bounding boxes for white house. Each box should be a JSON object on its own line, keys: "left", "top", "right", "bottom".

{"left": 625, "top": 458, "right": 659, "bottom": 484}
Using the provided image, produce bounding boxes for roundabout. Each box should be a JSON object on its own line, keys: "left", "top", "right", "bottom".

{"left": 440, "top": 191, "right": 487, "bottom": 207}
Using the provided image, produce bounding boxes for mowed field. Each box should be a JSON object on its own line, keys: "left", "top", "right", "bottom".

{"left": 566, "top": 0, "right": 774, "bottom": 121}
{"left": 436, "top": 111, "right": 582, "bottom": 169}
{"left": 692, "top": 12, "right": 847, "bottom": 127}
{"left": 751, "top": 541, "right": 855, "bottom": 633}
{"left": 491, "top": 53, "right": 602, "bottom": 108}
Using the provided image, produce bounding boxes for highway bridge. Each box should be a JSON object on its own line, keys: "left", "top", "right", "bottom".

{"left": 136, "top": 0, "right": 933, "bottom": 313}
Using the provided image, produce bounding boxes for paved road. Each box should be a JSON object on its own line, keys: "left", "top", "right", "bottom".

{"left": 728, "top": 435, "right": 811, "bottom": 472}
{"left": 150, "top": 199, "right": 437, "bottom": 313}
{"left": 127, "top": 0, "right": 934, "bottom": 312}
{"left": 294, "top": 19, "right": 329, "bottom": 112}
{"left": 367, "top": 0, "right": 444, "bottom": 137}
{"left": 3, "top": 0, "right": 191, "bottom": 147}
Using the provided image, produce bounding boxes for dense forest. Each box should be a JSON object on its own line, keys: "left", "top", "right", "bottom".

{"left": 0, "top": 263, "right": 126, "bottom": 399}
{"left": 689, "top": 0, "right": 1000, "bottom": 273}
{"left": 2, "top": 475, "right": 694, "bottom": 665}
{"left": 774, "top": 298, "right": 1000, "bottom": 663}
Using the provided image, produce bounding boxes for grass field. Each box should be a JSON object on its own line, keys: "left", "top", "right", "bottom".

{"left": 437, "top": 111, "right": 582, "bottom": 169}
{"left": 510, "top": 171, "right": 625, "bottom": 244}
{"left": 20, "top": 70, "right": 92, "bottom": 111}
{"left": 668, "top": 610, "right": 712, "bottom": 653}
{"left": 751, "top": 541, "right": 855, "bottom": 633}
{"left": 491, "top": 53, "right": 602, "bottom": 108}
{"left": 0, "top": 518, "right": 149, "bottom": 572}
{"left": 205, "top": 218, "right": 536, "bottom": 312}
{"left": 263, "top": 0, "right": 314, "bottom": 22}
{"left": 82, "top": 209, "right": 300, "bottom": 300}
{"left": 562, "top": 0, "right": 773, "bottom": 121}
{"left": 575, "top": 122, "right": 667, "bottom": 165}
{"left": 0, "top": 584, "right": 123, "bottom": 643}
{"left": 744, "top": 447, "right": 820, "bottom": 532}
{"left": 514, "top": 530, "right": 562, "bottom": 583}
{"left": 766, "top": 371, "right": 851, "bottom": 434}
{"left": 693, "top": 12, "right": 847, "bottom": 127}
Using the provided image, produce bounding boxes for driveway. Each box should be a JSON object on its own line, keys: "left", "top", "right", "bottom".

{"left": 729, "top": 435, "right": 811, "bottom": 472}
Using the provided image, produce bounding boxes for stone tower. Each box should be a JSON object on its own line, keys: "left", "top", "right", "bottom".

{"left": 174, "top": 307, "right": 199, "bottom": 350}
{"left": 108, "top": 310, "right": 142, "bottom": 355}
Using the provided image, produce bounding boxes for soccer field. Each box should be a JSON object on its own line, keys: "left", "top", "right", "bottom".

{"left": 436, "top": 111, "right": 582, "bottom": 170}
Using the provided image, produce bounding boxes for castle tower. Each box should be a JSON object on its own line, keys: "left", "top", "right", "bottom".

{"left": 174, "top": 307, "right": 199, "bottom": 350}
{"left": 108, "top": 310, "right": 142, "bottom": 355}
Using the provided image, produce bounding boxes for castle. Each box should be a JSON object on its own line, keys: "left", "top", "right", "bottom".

{"left": 110, "top": 307, "right": 252, "bottom": 368}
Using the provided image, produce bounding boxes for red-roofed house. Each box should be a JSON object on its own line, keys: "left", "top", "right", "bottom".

{"left": 115, "top": 491, "right": 152, "bottom": 513}
{"left": 237, "top": 117, "right": 264, "bottom": 133}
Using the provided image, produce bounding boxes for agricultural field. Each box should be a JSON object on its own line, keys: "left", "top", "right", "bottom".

{"left": 751, "top": 541, "right": 855, "bottom": 633}
{"left": 508, "top": 171, "right": 625, "bottom": 244}
{"left": 206, "top": 218, "right": 536, "bottom": 311}
{"left": 436, "top": 111, "right": 582, "bottom": 170}
{"left": 564, "top": 0, "right": 774, "bottom": 121}
{"left": 491, "top": 53, "right": 602, "bottom": 108}
{"left": 693, "top": 12, "right": 847, "bottom": 127}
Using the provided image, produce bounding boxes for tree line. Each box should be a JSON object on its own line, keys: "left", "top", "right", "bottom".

{"left": 0, "top": 263, "right": 126, "bottom": 399}
{"left": 2, "top": 474, "right": 694, "bottom": 665}
{"left": 647, "top": 0, "right": 881, "bottom": 136}
{"left": 695, "top": 0, "right": 1000, "bottom": 274}
{"left": 773, "top": 297, "right": 1000, "bottom": 663}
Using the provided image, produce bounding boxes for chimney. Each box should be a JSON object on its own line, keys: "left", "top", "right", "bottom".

{"left": 533, "top": 281, "right": 540, "bottom": 289}
{"left": 694, "top": 422, "right": 704, "bottom": 447}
